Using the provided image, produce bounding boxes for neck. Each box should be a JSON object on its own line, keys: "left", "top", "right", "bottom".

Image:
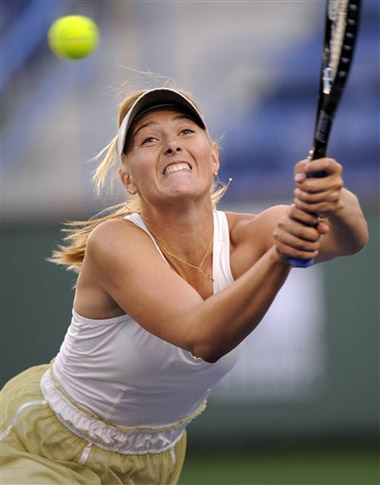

{"left": 140, "top": 200, "right": 214, "bottom": 262}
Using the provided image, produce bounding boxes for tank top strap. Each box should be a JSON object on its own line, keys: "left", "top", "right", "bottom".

{"left": 124, "top": 213, "right": 169, "bottom": 266}
{"left": 212, "top": 210, "right": 235, "bottom": 292}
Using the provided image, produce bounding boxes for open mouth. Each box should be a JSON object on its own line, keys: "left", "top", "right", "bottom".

{"left": 163, "top": 162, "right": 192, "bottom": 176}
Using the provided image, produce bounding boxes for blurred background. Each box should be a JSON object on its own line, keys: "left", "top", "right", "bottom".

{"left": 1, "top": 1, "right": 379, "bottom": 484}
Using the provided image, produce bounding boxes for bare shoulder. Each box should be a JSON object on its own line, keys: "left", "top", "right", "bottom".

{"left": 86, "top": 217, "right": 152, "bottom": 261}
{"left": 88, "top": 217, "right": 148, "bottom": 245}
{"left": 75, "top": 218, "right": 156, "bottom": 318}
{"left": 85, "top": 217, "right": 162, "bottom": 283}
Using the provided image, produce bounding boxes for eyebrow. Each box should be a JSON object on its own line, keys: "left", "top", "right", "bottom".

{"left": 133, "top": 114, "right": 196, "bottom": 140}
{"left": 133, "top": 122, "right": 157, "bottom": 140}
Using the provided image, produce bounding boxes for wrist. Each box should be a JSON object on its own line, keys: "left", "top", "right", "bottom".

{"left": 269, "top": 246, "right": 292, "bottom": 268}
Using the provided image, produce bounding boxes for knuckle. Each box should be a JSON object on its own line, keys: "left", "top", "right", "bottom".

{"left": 295, "top": 159, "right": 307, "bottom": 169}
{"left": 307, "top": 229, "right": 319, "bottom": 241}
{"left": 294, "top": 249, "right": 307, "bottom": 259}
{"left": 322, "top": 202, "right": 330, "bottom": 211}
{"left": 301, "top": 191, "right": 312, "bottom": 202}
{"left": 297, "top": 226, "right": 309, "bottom": 239}
{"left": 297, "top": 191, "right": 307, "bottom": 202}
{"left": 294, "top": 197, "right": 304, "bottom": 206}
{"left": 289, "top": 204, "right": 298, "bottom": 215}
{"left": 302, "top": 181, "right": 313, "bottom": 193}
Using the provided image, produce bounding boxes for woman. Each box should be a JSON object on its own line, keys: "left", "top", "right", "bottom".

{"left": 1, "top": 87, "right": 368, "bottom": 484}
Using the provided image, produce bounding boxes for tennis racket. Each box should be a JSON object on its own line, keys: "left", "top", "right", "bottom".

{"left": 288, "top": 0, "right": 361, "bottom": 268}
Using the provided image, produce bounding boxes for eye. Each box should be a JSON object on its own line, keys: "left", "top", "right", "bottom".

{"left": 141, "top": 136, "right": 158, "bottom": 145}
{"left": 180, "top": 128, "right": 195, "bottom": 136}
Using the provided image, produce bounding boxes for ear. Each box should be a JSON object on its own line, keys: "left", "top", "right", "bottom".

{"left": 211, "top": 142, "right": 220, "bottom": 175}
{"left": 119, "top": 168, "right": 138, "bottom": 195}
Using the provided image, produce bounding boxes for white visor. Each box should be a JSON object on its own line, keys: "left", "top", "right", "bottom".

{"left": 117, "top": 88, "right": 207, "bottom": 156}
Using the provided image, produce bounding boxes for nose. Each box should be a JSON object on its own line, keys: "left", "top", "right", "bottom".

{"left": 165, "top": 141, "right": 182, "bottom": 155}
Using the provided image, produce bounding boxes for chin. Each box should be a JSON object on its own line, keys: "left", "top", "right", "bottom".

{"left": 164, "top": 181, "right": 201, "bottom": 197}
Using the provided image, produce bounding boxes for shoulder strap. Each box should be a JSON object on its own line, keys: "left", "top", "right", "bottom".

{"left": 124, "top": 213, "right": 169, "bottom": 265}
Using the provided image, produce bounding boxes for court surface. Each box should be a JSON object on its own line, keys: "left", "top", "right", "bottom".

{"left": 180, "top": 447, "right": 379, "bottom": 484}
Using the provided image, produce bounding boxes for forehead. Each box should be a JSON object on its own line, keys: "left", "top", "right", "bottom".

{"left": 132, "top": 108, "right": 199, "bottom": 134}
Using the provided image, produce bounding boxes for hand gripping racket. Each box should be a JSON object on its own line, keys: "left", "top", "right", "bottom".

{"left": 288, "top": 0, "right": 361, "bottom": 268}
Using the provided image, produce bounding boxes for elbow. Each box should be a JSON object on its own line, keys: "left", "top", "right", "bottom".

{"left": 189, "top": 342, "right": 228, "bottom": 364}
{"left": 201, "top": 351, "right": 223, "bottom": 364}
{"left": 350, "top": 225, "right": 369, "bottom": 255}
{"left": 361, "top": 224, "right": 370, "bottom": 250}
{"left": 186, "top": 316, "right": 238, "bottom": 364}
{"left": 357, "top": 232, "right": 369, "bottom": 253}
{"left": 339, "top": 224, "right": 369, "bottom": 257}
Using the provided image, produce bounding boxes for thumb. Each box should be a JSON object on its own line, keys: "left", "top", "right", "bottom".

{"left": 317, "top": 221, "right": 330, "bottom": 234}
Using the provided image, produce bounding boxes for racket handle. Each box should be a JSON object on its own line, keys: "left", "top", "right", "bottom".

{"left": 308, "top": 170, "right": 328, "bottom": 178}
{"left": 287, "top": 257, "right": 315, "bottom": 268}
{"left": 287, "top": 168, "right": 327, "bottom": 268}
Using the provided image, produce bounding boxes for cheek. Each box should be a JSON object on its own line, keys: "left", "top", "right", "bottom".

{"left": 128, "top": 155, "right": 157, "bottom": 186}
{"left": 193, "top": 140, "right": 213, "bottom": 164}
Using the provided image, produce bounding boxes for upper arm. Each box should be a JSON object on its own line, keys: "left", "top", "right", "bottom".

{"left": 86, "top": 219, "right": 204, "bottom": 352}
{"left": 228, "top": 205, "right": 289, "bottom": 278}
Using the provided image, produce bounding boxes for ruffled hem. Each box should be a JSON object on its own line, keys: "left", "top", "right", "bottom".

{"left": 40, "top": 369, "right": 206, "bottom": 455}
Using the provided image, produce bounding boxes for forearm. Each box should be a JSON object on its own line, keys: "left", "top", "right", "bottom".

{"left": 321, "top": 188, "right": 368, "bottom": 258}
{"left": 190, "top": 246, "right": 290, "bottom": 362}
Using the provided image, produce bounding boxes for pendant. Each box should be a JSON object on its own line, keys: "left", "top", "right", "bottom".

{"left": 198, "top": 268, "right": 214, "bottom": 283}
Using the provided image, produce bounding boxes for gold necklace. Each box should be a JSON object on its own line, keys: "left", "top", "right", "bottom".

{"left": 154, "top": 233, "right": 214, "bottom": 283}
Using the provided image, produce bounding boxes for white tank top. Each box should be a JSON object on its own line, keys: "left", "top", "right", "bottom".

{"left": 53, "top": 210, "right": 240, "bottom": 427}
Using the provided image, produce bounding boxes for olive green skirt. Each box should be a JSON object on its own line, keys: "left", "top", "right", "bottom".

{"left": 0, "top": 365, "right": 187, "bottom": 485}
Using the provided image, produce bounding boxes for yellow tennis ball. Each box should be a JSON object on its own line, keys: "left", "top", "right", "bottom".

{"left": 48, "top": 15, "right": 99, "bottom": 60}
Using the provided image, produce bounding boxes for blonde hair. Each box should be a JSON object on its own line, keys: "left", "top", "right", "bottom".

{"left": 50, "top": 88, "right": 228, "bottom": 273}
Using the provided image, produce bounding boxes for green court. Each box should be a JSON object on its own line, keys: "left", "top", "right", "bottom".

{"left": 180, "top": 448, "right": 379, "bottom": 485}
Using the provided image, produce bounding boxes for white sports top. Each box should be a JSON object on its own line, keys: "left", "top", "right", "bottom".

{"left": 53, "top": 210, "right": 240, "bottom": 428}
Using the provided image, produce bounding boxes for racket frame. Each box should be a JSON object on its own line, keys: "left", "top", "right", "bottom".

{"left": 289, "top": 0, "right": 361, "bottom": 269}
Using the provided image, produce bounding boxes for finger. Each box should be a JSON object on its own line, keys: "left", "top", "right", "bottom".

{"left": 288, "top": 205, "right": 318, "bottom": 226}
{"left": 317, "top": 221, "right": 330, "bottom": 234}
{"left": 295, "top": 172, "right": 307, "bottom": 184}
{"left": 294, "top": 159, "right": 309, "bottom": 175}
{"left": 305, "top": 158, "right": 342, "bottom": 177}
{"left": 294, "top": 176, "right": 343, "bottom": 194}
{"left": 275, "top": 240, "right": 319, "bottom": 261}
{"left": 294, "top": 188, "right": 341, "bottom": 204}
{"left": 288, "top": 205, "right": 330, "bottom": 235}
{"left": 274, "top": 225, "right": 320, "bottom": 249}
{"left": 294, "top": 198, "right": 339, "bottom": 215}
{"left": 276, "top": 218, "right": 320, "bottom": 242}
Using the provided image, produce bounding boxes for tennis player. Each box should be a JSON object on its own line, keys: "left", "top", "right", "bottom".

{"left": 1, "top": 87, "right": 368, "bottom": 484}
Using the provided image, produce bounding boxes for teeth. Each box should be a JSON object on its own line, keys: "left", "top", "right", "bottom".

{"left": 164, "top": 163, "right": 191, "bottom": 175}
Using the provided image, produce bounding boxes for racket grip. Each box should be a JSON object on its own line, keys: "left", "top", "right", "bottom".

{"left": 308, "top": 170, "right": 328, "bottom": 178}
{"left": 287, "top": 256, "right": 315, "bottom": 268}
